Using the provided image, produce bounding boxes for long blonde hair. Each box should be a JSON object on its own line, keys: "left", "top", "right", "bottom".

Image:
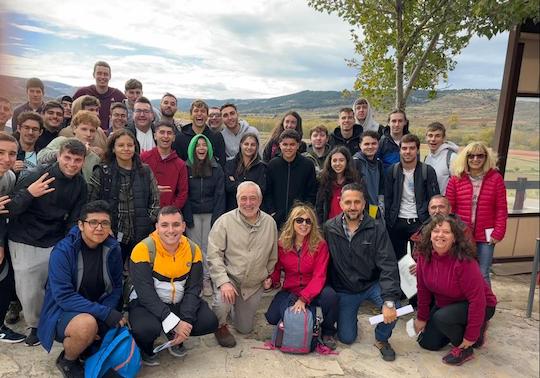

{"left": 451, "top": 141, "right": 497, "bottom": 177}
{"left": 280, "top": 204, "right": 323, "bottom": 255}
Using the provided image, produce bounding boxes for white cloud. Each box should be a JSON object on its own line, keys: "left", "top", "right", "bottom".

{"left": 11, "top": 22, "right": 83, "bottom": 40}
{"left": 103, "top": 44, "right": 136, "bottom": 51}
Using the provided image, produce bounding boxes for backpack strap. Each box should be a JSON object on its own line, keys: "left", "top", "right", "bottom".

{"left": 446, "top": 150, "right": 454, "bottom": 170}
{"left": 392, "top": 163, "right": 399, "bottom": 180}
{"left": 141, "top": 237, "right": 156, "bottom": 266}
{"left": 98, "top": 164, "right": 113, "bottom": 201}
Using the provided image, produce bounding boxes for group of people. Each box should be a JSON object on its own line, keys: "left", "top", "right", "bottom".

{"left": 0, "top": 61, "right": 508, "bottom": 376}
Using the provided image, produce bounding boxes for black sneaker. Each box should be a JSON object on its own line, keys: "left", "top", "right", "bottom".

{"left": 168, "top": 343, "right": 187, "bottom": 358}
{"left": 141, "top": 351, "right": 160, "bottom": 367}
{"left": 442, "top": 346, "right": 474, "bottom": 365}
{"left": 56, "top": 351, "right": 85, "bottom": 378}
{"left": 0, "top": 325, "right": 26, "bottom": 343}
{"left": 25, "top": 327, "right": 40, "bottom": 347}
{"left": 374, "top": 340, "right": 396, "bottom": 361}
{"left": 5, "top": 301, "right": 21, "bottom": 324}
{"left": 321, "top": 335, "right": 337, "bottom": 350}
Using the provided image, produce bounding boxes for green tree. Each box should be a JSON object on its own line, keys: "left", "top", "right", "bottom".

{"left": 308, "top": 0, "right": 539, "bottom": 110}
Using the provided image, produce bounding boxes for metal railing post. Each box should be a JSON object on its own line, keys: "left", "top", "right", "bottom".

{"left": 526, "top": 238, "right": 540, "bottom": 318}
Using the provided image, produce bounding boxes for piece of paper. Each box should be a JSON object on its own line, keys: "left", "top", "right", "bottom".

{"left": 398, "top": 253, "right": 417, "bottom": 299}
{"left": 152, "top": 340, "right": 174, "bottom": 354}
{"left": 485, "top": 228, "right": 494, "bottom": 242}
{"left": 368, "top": 204, "right": 378, "bottom": 219}
{"left": 368, "top": 304, "right": 414, "bottom": 325}
{"left": 406, "top": 318, "right": 417, "bottom": 337}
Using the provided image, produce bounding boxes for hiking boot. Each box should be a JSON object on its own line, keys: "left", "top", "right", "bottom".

{"left": 25, "top": 327, "right": 40, "bottom": 347}
{"left": 321, "top": 335, "right": 337, "bottom": 350}
{"left": 374, "top": 340, "right": 396, "bottom": 361}
{"left": 203, "top": 279, "right": 213, "bottom": 297}
{"left": 473, "top": 321, "right": 489, "bottom": 348}
{"left": 168, "top": 343, "right": 187, "bottom": 358}
{"left": 215, "top": 325, "right": 236, "bottom": 348}
{"left": 5, "top": 301, "right": 21, "bottom": 324}
{"left": 56, "top": 351, "right": 85, "bottom": 378}
{"left": 442, "top": 346, "right": 474, "bottom": 365}
{"left": 0, "top": 325, "right": 26, "bottom": 343}
{"left": 141, "top": 351, "right": 160, "bottom": 367}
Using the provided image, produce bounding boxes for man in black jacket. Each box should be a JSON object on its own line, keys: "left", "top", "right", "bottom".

{"left": 324, "top": 183, "right": 400, "bottom": 361}
{"left": 266, "top": 129, "right": 317, "bottom": 228}
{"left": 7, "top": 139, "right": 87, "bottom": 346}
{"left": 384, "top": 134, "right": 440, "bottom": 261}
{"left": 172, "top": 99, "right": 226, "bottom": 168}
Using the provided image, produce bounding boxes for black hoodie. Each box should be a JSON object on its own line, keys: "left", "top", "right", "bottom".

{"left": 328, "top": 124, "right": 363, "bottom": 156}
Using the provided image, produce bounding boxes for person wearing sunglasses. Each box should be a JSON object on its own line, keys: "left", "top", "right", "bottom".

{"left": 265, "top": 203, "right": 338, "bottom": 349}
{"left": 445, "top": 141, "right": 507, "bottom": 286}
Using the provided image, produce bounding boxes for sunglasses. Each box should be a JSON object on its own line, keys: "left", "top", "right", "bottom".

{"left": 294, "top": 217, "right": 312, "bottom": 225}
{"left": 467, "top": 153, "right": 486, "bottom": 160}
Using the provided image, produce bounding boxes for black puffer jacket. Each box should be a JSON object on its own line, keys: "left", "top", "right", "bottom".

{"left": 323, "top": 214, "right": 400, "bottom": 301}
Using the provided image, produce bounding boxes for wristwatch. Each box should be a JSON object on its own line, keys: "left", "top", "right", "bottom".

{"left": 384, "top": 301, "right": 395, "bottom": 309}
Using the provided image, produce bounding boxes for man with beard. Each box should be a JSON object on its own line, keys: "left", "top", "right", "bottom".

{"left": 324, "top": 183, "right": 400, "bottom": 361}
{"left": 35, "top": 101, "right": 64, "bottom": 151}
{"left": 127, "top": 97, "right": 156, "bottom": 152}
{"left": 220, "top": 103, "right": 259, "bottom": 160}
{"left": 159, "top": 93, "right": 183, "bottom": 130}
{"left": 207, "top": 107, "right": 223, "bottom": 132}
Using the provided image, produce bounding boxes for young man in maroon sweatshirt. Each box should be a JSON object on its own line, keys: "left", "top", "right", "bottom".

{"left": 141, "top": 121, "right": 188, "bottom": 210}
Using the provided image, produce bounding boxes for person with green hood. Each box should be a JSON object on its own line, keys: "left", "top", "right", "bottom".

{"left": 183, "top": 134, "right": 225, "bottom": 297}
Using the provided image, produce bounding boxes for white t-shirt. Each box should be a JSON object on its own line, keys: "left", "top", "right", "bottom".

{"left": 136, "top": 128, "right": 156, "bottom": 152}
{"left": 398, "top": 168, "right": 418, "bottom": 218}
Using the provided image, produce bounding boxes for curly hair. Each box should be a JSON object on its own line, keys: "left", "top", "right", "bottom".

{"left": 317, "top": 146, "right": 360, "bottom": 205}
{"left": 416, "top": 214, "right": 476, "bottom": 262}
{"left": 279, "top": 203, "right": 323, "bottom": 255}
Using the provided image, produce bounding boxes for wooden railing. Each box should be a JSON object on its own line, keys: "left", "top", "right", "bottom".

{"left": 505, "top": 178, "right": 540, "bottom": 211}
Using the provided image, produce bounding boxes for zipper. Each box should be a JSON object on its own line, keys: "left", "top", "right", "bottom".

{"left": 297, "top": 247, "right": 303, "bottom": 288}
{"left": 471, "top": 175, "right": 485, "bottom": 238}
{"left": 285, "top": 162, "right": 291, "bottom": 212}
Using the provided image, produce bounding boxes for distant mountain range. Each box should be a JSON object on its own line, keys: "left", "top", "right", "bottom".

{"left": 0, "top": 74, "right": 501, "bottom": 115}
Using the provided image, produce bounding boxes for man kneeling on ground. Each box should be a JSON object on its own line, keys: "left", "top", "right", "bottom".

{"left": 128, "top": 206, "right": 218, "bottom": 366}
{"left": 38, "top": 200, "right": 125, "bottom": 378}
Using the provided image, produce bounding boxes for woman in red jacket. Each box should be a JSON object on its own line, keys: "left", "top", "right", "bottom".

{"left": 414, "top": 215, "right": 497, "bottom": 366}
{"left": 445, "top": 142, "right": 507, "bottom": 285}
{"left": 265, "top": 203, "right": 338, "bottom": 349}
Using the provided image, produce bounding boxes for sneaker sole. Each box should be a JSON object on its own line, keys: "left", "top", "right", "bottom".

{"left": 168, "top": 348, "right": 187, "bottom": 358}
{"left": 0, "top": 338, "right": 25, "bottom": 343}
{"left": 142, "top": 360, "right": 160, "bottom": 367}
{"left": 25, "top": 341, "right": 41, "bottom": 347}
{"left": 443, "top": 354, "right": 474, "bottom": 366}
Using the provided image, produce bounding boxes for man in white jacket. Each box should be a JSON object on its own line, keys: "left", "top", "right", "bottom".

{"left": 424, "top": 122, "right": 459, "bottom": 194}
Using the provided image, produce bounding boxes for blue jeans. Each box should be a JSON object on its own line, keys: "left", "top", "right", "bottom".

{"left": 336, "top": 283, "right": 399, "bottom": 344}
{"left": 476, "top": 242, "right": 494, "bottom": 286}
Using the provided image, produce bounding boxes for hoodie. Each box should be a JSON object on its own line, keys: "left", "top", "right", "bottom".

{"left": 352, "top": 151, "right": 384, "bottom": 207}
{"left": 328, "top": 124, "right": 363, "bottom": 156}
{"left": 424, "top": 141, "right": 459, "bottom": 194}
{"left": 353, "top": 98, "right": 381, "bottom": 133}
{"left": 221, "top": 119, "right": 260, "bottom": 160}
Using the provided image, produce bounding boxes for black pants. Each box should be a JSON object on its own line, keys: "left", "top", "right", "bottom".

{"left": 0, "top": 246, "right": 16, "bottom": 324}
{"left": 265, "top": 286, "right": 338, "bottom": 336}
{"left": 418, "top": 301, "right": 496, "bottom": 350}
{"left": 129, "top": 299, "right": 218, "bottom": 354}
{"left": 388, "top": 218, "right": 421, "bottom": 260}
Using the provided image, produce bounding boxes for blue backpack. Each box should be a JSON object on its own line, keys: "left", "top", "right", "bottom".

{"left": 85, "top": 327, "right": 141, "bottom": 378}
{"left": 271, "top": 306, "right": 319, "bottom": 354}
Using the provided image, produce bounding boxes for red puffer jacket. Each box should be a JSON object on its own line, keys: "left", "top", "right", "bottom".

{"left": 445, "top": 169, "right": 507, "bottom": 242}
{"left": 269, "top": 239, "right": 329, "bottom": 304}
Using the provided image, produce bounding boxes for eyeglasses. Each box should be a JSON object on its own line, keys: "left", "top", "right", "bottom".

{"left": 83, "top": 220, "right": 112, "bottom": 229}
{"left": 209, "top": 114, "right": 221, "bottom": 118}
{"left": 294, "top": 217, "right": 312, "bottom": 225}
{"left": 134, "top": 109, "right": 152, "bottom": 114}
{"left": 467, "top": 154, "right": 486, "bottom": 160}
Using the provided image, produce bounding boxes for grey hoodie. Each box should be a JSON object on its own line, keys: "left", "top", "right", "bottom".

{"left": 353, "top": 98, "right": 380, "bottom": 132}
{"left": 221, "top": 119, "right": 260, "bottom": 160}
{"left": 424, "top": 141, "right": 459, "bottom": 194}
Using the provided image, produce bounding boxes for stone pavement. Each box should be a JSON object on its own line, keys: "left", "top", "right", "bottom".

{"left": 0, "top": 274, "right": 538, "bottom": 378}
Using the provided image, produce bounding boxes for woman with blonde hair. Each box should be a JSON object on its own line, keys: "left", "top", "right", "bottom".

{"left": 265, "top": 203, "right": 338, "bottom": 349}
{"left": 445, "top": 142, "right": 507, "bottom": 285}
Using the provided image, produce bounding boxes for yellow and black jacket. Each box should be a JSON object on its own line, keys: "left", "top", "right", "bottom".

{"left": 129, "top": 231, "right": 203, "bottom": 326}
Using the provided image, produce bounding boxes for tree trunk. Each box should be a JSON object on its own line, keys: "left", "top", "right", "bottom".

{"left": 395, "top": 0, "right": 405, "bottom": 110}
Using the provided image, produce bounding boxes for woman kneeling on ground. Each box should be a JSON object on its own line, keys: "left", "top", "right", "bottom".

{"left": 265, "top": 203, "right": 338, "bottom": 350}
{"left": 414, "top": 214, "right": 497, "bottom": 366}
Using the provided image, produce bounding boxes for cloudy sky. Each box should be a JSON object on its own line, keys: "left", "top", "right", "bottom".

{"left": 0, "top": 0, "right": 509, "bottom": 100}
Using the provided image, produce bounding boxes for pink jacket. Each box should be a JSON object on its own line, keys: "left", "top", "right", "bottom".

{"left": 445, "top": 169, "right": 507, "bottom": 242}
{"left": 269, "top": 239, "right": 329, "bottom": 304}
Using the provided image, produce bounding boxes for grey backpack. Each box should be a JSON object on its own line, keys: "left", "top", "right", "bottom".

{"left": 271, "top": 306, "right": 318, "bottom": 354}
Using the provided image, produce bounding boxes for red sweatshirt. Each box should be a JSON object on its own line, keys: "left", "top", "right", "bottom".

{"left": 269, "top": 239, "right": 329, "bottom": 304}
{"left": 416, "top": 251, "right": 497, "bottom": 342}
{"left": 141, "top": 148, "right": 188, "bottom": 209}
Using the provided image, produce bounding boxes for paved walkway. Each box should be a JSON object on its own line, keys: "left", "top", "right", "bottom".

{"left": 0, "top": 274, "right": 538, "bottom": 377}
